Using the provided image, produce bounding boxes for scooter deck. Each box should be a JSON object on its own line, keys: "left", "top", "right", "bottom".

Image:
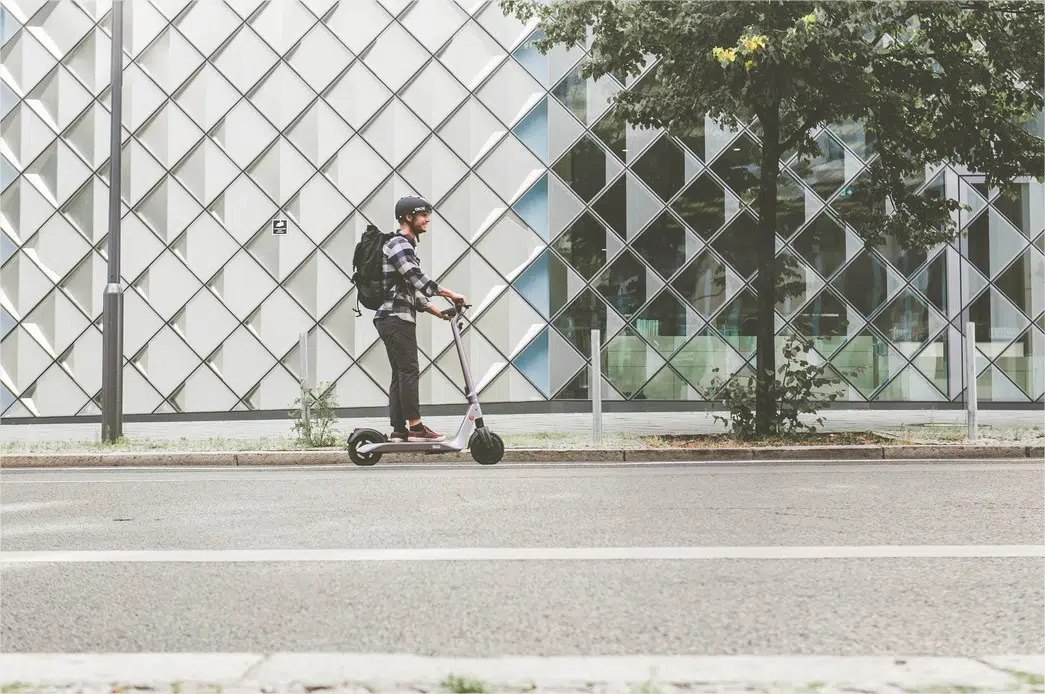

{"left": 356, "top": 441, "right": 466, "bottom": 455}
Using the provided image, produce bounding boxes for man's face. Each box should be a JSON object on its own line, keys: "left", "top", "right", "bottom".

{"left": 409, "top": 211, "right": 431, "bottom": 235}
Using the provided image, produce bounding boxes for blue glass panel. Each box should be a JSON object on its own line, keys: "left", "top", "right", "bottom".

{"left": 0, "top": 306, "right": 13, "bottom": 338}
{"left": 1, "top": 384, "right": 14, "bottom": 413}
{"left": 513, "top": 30, "right": 549, "bottom": 86}
{"left": 1, "top": 227, "right": 15, "bottom": 264}
{"left": 1, "top": 7, "right": 21, "bottom": 47}
{"left": 513, "top": 174, "right": 549, "bottom": 241}
{"left": 1, "top": 155, "right": 16, "bottom": 191}
{"left": 1, "top": 80, "right": 17, "bottom": 119}
{"left": 514, "top": 251, "right": 550, "bottom": 317}
{"left": 514, "top": 327, "right": 550, "bottom": 396}
{"left": 514, "top": 97, "right": 549, "bottom": 164}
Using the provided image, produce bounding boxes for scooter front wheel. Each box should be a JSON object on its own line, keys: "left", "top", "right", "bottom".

{"left": 347, "top": 428, "right": 385, "bottom": 466}
{"left": 469, "top": 429, "right": 504, "bottom": 465}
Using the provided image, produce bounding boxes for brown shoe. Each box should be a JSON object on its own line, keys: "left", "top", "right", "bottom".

{"left": 408, "top": 424, "right": 445, "bottom": 442}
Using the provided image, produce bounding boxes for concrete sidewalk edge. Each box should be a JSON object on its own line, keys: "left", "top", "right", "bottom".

{"left": 1, "top": 444, "right": 1042, "bottom": 468}
{"left": 0, "top": 653, "right": 1041, "bottom": 688}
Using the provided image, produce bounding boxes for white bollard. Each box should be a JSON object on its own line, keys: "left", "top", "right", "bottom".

{"left": 966, "top": 321, "right": 977, "bottom": 441}
{"left": 591, "top": 329, "right": 602, "bottom": 444}
{"left": 300, "top": 332, "right": 310, "bottom": 428}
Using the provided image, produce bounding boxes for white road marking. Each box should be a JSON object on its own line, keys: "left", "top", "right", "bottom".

{"left": 1, "top": 544, "right": 1042, "bottom": 565}
{"left": 0, "top": 653, "right": 1039, "bottom": 688}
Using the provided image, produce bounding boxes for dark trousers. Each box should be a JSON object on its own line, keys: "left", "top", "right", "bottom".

{"left": 375, "top": 316, "right": 420, "bottom": 430}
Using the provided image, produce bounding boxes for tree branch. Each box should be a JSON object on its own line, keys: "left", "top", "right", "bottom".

{"left": 779, "top": 113, "right": 824, "bottom": 153}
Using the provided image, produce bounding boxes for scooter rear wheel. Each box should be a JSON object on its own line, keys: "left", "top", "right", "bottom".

{"left": 469, "top": 429, "right": 504, "bottom": 465}
{"left": 347, "top": 428, "right": 385, "bottom": 466}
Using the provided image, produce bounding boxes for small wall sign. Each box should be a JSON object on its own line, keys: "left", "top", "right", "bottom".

{"left": 272, "top": 219, "right": 288, "bottom": 235}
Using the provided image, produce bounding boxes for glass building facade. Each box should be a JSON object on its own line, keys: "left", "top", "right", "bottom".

{"left": 1, "top": 0, "right": 1043, "bottom": 419}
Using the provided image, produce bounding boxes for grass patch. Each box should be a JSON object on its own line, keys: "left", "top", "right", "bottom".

{"left": 442, "top": 674, "right": 487, "bottom": 693}
{"left": 645, "top": 431, "right": 893, "bottom": 448}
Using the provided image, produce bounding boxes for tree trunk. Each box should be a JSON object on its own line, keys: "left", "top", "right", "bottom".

{"left": 754, "top": 109, "right": 780, "bottom": 437}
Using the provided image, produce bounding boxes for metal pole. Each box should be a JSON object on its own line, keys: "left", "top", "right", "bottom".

{"left": 591, "top": 329, "right": 602, "bottom": 443}
{"left": 966, "top": 321, "right": 977, "bottom": 441}
{"left": 299, "top": 332, "right": 310, "bottom": 429}
{"left": 101, "top": 0, "right": 125, "bottom": 443}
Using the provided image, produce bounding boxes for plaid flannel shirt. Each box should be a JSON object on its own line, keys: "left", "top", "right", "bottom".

{"left": 373, "top": 231, "right": 441, "bottom": 323}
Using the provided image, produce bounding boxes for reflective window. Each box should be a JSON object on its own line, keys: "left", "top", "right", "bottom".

{"left": 995, "top": 248, "right": 1045, "bottom": 318}
{"left": 872, "top": 288, "right": 942, "bottom": 357}
{"left": 711, "top": 210, "right": 759, "bottom": 279}
{"left": 710, "top": 133, "right": 760, "bottom": 204}
{"left": 632, "top": 212, "right": 694, "bottom": 279}
{"left": 602, "top": 327, "right": 664, "bottom": 398}
{"left": 670, "top": 326, "right": 747, "bottom": 395}
{"left": 994, "top": 327, "right": 1045, "bottom": 399}
{"left": 552, "top": 288, "right": 613, "bottom": 358}
{"left": 831, "top": 251, "right": 891, "bottom": 317}
{"left": 969, "top": 287, "right": 1030, "bottom": 348}
{"left": 776, "top": 249, "right": 818, "bottom": 316}
{"left": 790, "top": 130, "right": 846, "bottom": 200}
{"left": 994, "top": 182, "right": 1044, "bottom": 237}
{"left": 595, "top": 249, "right": 657, "bottom": 318}
{"left": 672, "top": 175, "right": 726, "bottom": 240}
{"left": 913, "top": 252, "right": 947, "bottom": 315}
{"left": 591, "top": 106, "right": 626, "bottom": 160}
{"left": 792, "top": 288, "right": 854, "bottom": 356}
{"left": 553, "top": 212, "right": 619, "bottom": 280}
{"left": 792, "top": 213, "right": 848, "bottom": 278}
{"left": 553, "top": 135, "right": 611, "bottom": 201}
{"left": 714, "top": 289, "right": 759, "bottom": 356}
{"left": 633, "top": 290, "right": 697, "bottom": 357}
{"left": 632, "top": 136, "right": 685, "bottom": 202}
{"left": 672, "top": 251, "right": 739, "bottom": 317}
{"left": 831, "top": 327, "right": 902, "bottom": 397}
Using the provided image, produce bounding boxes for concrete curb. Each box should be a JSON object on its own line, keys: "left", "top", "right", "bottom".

{"left": 0, "top": 444, "right": 1042, "bottom": 468}
{"left": 0, "top": 653, "right": 1041, "bottom": 690}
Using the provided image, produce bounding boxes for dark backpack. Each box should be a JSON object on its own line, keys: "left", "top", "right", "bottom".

{"left": 351, "top": 224, "right": 394, "bottom": 312}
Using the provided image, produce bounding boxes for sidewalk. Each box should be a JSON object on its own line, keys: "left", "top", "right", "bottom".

{"left": 3, "top": 409, "right": 1043, "bottom": 444}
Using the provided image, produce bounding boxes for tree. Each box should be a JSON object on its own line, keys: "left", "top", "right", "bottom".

{"left": 500, "top": 0, "right": 1044, "bottom": 435}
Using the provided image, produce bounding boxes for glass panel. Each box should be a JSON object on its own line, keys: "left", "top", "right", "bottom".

{"left": 792, "top": 288, "right": 856, "bottom": 357}
{"left": 552, "top": 288, "right": 619, "bottom": 358}
{"left": 710, "top": 133, "right": 760, "bottom": 204}
{"left": 792, "top": 213, "right": 848, "bottom": 278}
{"left": 595, "top": 249, "right": 662, "bottom": 318}
{"left": 790, "top": 130, "right": 846, "bottom": 200}
{"left": 602, "top": 326, "right": 665, "bottom": 398}
{"left": 831, "top": 251, "right": 891, "bottom": 317}
{"left": 831, "top": 119, "right": 875, "bottom": 160}
{"left": 872, "top": 288, "right": 943, "bottom": 358}
{"left": 553, "top": 211, "right": 621, "bottom": 280}
{"left": 994, "top": 182, "right": 1044, "bottom": 237}
{"left": 912, "top": 251, "right": 947, "bottom": 315}
{"left": 830, "top": 170, "right": 884, "bottom": 233}
{"left": 551, "top": 66, "right": 587, "bottom": 123}
{"left": 830, "top": 327, "right": 902, "bottom": 397}
{"left": 876, "top": 237, "right": 928, "bottom": 277}
{"left": 633, "top": 290, "right": 698, "bottom": 358}
{"left": 513, "top": 249, "right": 573, "bottom": 319}
{"left": 631, "top": 135, "right": 685, "bottom": 202}
{"left": 672, "top": 174, "right": 726, "bottom": 241}
{"left": 714, "top": 289, "right": 758, "bottom": 356}
{"left": 552, "top": 134, "right": 613, "bottom": 202}
{"left": 994, "top": 327, "right": 1045, "bottom": 400}
{"left": 591, "top": 173, "right": 661, "bottom": 240}
{"left": 711, "top": 210, "right": 758, "bottom": 279}
{"left": 776, "top": 249, "right": 821, "bottom": 316}
{"left": 669, "top": 119, "right": 706, "bottom": 161}
{"left": 672, "top": 251, "right": 741, "bottom": 318}
{"left": 634, "top": 364, "right": 702, "bottom": 400}
{"left": 966, "top": 208, "right": 1027, "bottom": 279}
{"left": 772, "top": 170, "right": 806, "bottom": 239}
{"left": 632, "top": 212, "right": 696, "bottom": 279}
{"left": 969, "top": 287, "right": 1030, "bottom": 355}
{"left": 995, "top": 248, "right": 1044, "bottom": 318}
{"left": 912, "top": 330, "right": 950, "bottom": 396}
{"left": 590, "top": 105, "right": 626, "bottom": 161}
{"left": 670, "top": 326, "right": 746, "bottom": 394}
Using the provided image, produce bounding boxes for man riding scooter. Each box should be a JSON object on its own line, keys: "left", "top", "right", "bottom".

{"left": 373, "top": 196, "right": 467, "bottom": 443}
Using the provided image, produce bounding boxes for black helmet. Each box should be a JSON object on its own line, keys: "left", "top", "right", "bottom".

{"left": 395, "top": 195, "right": 433, "bottom": 222}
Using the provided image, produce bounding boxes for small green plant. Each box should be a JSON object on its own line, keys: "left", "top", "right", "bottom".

{"left": 442, "top": 675, "right": 487, "bottom": 693}
{"left": 707, "top": 336, "right": 843, "bottom": 440}
{"left": 289, "top": 381, "right": 339, "bottom": 447}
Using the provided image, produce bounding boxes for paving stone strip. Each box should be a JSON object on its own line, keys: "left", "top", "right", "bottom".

{"left": 1, "top": 654, "right": 1043, "bottom": 694}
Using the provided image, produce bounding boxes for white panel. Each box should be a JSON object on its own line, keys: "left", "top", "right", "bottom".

{"left": 400, "top": 0, "right": 468, "bottom": 50}
{"left": 209, "top": 250, "right": 277, "bottom": 320}
{"left": 363, "top": 20, "right": 428, "bottom": 92}
{"left": 138, "top": 26, "right": 206, "bottom": 94}
{"left": 247, "top": 62, "right": 314, "bottom": 132}
{"left": 399, "top": 59, "right": 468, "bottom": 130}
{"left": 212, "top": 25, "right": 279, "bottom": 95}
{"left": 136, "top": 251, "right": 201, "bottom": 320}
{"left": 210, "top": 99, "right": 278, "bottom": 168}
{"left": 287, "top": 21, "right": 352, "bottom": 93}
{"left": 362, "top": 98, "right": 428, "bottom": 167}
{"left": 121, "top": 361, "right": 164, "bottom": 414}
{"left": 173, "top": 63, "right": 240, "bottom": 131}
{"left": 210, "top": 325, "right": 277, "bottom": 396}
{"left": 175, "top": 363, "right": 239, "bottom": 412}
{"left": 24, "top": 363, "right": 88, "bottom": 415}
{"left": 437, "top": 20, "right": 502, "bottom": 91}
{"left": 121, "top": 287, "right": 164, "bottom": 357}
{"left": 286, "top": 98, "right": 353, "bottom": 168}
{"left": 174, "top": 0, "right": 242, "bottom": 58}
{"left": 63, "top": 324, "right": 102, "bottom": 396}
{"left": 333, "top": 365, "right": 386, "bottom": 407}
{"left": 1, "top": 325, "right": 52, "bottom": 392}
{"left": 174, "top": 286, "right": 238, "bottom": 359}
{"left": 328, "top": 136, "right": 391, "bottom": 206}
{"left": 323, "top": 0, "right": 391, "bottom": 55}
{"left": 211, "top": 173, "right": 278, "bottom": 244}
{"left": 253, "top": 364, "right": 300, "bottom": 409}
{"left": 476, "top": 57, "right": 543, "bottom": 128}
{"left": 24, "top": 212, "right": 90, "bottom": 282}
{"left": 475, "top": 134, "right": 543, "bottom": 203}
{"left": 288, "top": 172, "right": 352, "bottom": 245}
{"left": 475, "top": 210, "right": 544, "bottom": 282}
{"left": 249, "top": 0, "right": 315, "bottom": 55}
{"left": 246, "top": 287, "right": 314, "bottom": 357}
{"left": 322, "top": 61, "right": 391, "bottom": 131}
{"left": 137, "top": 326, "right": 199, "bottom": 397}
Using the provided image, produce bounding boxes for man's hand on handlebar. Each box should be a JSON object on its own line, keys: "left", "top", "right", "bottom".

{"left": 428, "top": 304, "right": 451, "bottom": 320}
{"left": 440, "top": 288, "right": 467, "bottom": 305}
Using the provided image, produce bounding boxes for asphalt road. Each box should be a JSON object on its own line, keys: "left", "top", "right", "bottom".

{"left": 1, "top": 461, "right": 1042, "bottom": 656}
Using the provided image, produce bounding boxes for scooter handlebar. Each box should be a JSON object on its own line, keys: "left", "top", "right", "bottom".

{"left": 440, "top": 303, "right": 471, "bottom": 319}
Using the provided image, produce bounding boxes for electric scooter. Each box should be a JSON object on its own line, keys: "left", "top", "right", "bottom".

{"left": 346, "top": 298, "right": 505, "bottom": 466}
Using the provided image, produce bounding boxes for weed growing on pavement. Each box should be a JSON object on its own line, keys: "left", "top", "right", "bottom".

{"left": 707, "top": 336, "right": 843, "bottom": 440}
{"left": 289, "top": 382, "right": 339, "bottom": 448}
{"left": 441, "top": 674, "right": 487, "bottom": 693}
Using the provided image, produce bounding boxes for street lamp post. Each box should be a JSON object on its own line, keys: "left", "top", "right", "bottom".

{"left": 101, "top": 0, "right": 125, "bottom": 442}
